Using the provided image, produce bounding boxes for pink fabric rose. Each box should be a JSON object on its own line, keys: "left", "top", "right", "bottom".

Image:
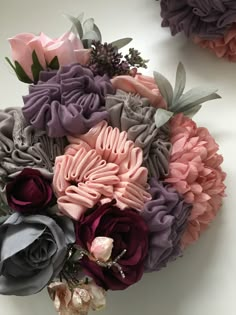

{"left": 194, "top": 25, "right": 236, "bottom": 62}
{"left": 8, "top": 33, "right": 46, "bottom": 80}
{"left": 40, "top": 32, "right": 91, "bottom": 66}
{"left": 111, "top": 74, "right": 166, "bottom": 108}
{"left": 165, "top": 114, "right": 226, "bottom": 248}
{"left": 53, "top": 120, "right": 151, "bottom": 220}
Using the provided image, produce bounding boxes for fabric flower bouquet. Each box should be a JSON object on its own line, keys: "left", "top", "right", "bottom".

{"left": 158, "top": 0, "right": 236, "bottom": 61}
{"left": 0, "top": 13, "right": 226, "bottom": 315}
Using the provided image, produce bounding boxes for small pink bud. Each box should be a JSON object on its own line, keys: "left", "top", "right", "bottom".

{"left": 90, "top": 237, "right": 114, "bottom": 262}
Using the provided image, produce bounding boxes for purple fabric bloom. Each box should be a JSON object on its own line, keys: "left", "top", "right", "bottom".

{"left": 160, "top": 0, "right": 236, "bottom": 39}
{"left": 23, "top": 64, "right": 115, "bottom": 137}
{"left": 141, "top": 178, "right": 191, "bottom": 272}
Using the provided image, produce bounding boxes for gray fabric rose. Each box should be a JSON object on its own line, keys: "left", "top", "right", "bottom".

{"left": 0, "top": 213, "right": 75, "bottom": 296}
{"left": 106, "top": 90, "right": 172, "bottom": 179}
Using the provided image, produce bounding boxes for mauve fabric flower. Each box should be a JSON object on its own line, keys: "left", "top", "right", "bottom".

{"left": 160, "top": 0, "right": 236, "bottom": 39}
{"left": 53, "top": 120, "right": 151, "bottom": 220}
{"left": 6, "top": 168, "right": 53, "bottom": 213}
{"left": 165, "top": 114, "right": 226, "bottom": 248}
{"left": 0, "top": 212, "right": 75, "bottom": 295}
{"left": 194, "top": 24, "right": 236, "bottom": 61}
{"left": 106, "top": 89, "right": 171, "bottom": 179}
{"left": 23, "top": 64, "right": 115, "bottom": 137}
{"left": 142, "top": 178, "right": 191, "bottom": 272}
{"left": 75, "top": 201, "right": 149, "bottom": 291}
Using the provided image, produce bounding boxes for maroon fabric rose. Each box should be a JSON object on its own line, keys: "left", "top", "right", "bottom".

{"left": 75, "top": 201, "right": 148, "bottom": 291}
{"left": 6, "top": 168, "right": 53, "bottom": 213}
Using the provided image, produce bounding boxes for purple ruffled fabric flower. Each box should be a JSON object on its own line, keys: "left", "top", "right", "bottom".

{"left": 160, "top": 0, "right": 236, "bottom": 39}
{"left": 22, "top": 64, "right": 115, "bottom": 137}
{"left": 141, "top": 178, "right": 191, "bottom": 272}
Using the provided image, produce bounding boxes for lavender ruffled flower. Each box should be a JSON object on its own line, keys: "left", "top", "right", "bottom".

{"left": 141, "top": 178, "right": 191, "bottom": 272}
{"left": 23, "top": 64, "right": 115, "bottom": 137}
{"left": 160, "top": 0, "right": 236, "bottom": 39}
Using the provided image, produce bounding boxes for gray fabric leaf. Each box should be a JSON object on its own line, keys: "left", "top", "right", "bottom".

{"left": 110, "top": 38, "right": 133, "bottom": 49}
{"left": 153, "top": 71, "right": 173, "bottom": 106}
{"left": 65, "top": 14, "right": 84, "bottom": 39}
{"left": 173, "top": 62, "right": 186, "bottom": 106}
{"left": 154, "top": 108, "right": 174, "bottom": 129}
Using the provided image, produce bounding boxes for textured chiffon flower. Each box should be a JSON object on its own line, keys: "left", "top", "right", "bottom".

{"left": 160, "top": 0, "right": 236, "bottom": 39}
{"left": 53, "top": 121, "right": 151, "bottom": 220}
{"left": 194, "top": 25, "right": 236, "bottom": 61}
{"left": 165, "top": 114, "right": 226, "bottom": 248}
{"left": 23, "top": 64, "right": 114, "bottom": 137}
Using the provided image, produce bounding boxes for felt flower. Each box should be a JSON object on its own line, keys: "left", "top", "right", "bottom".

{"left": 142, "top": 179, "right": 191, "bottom": 271}
{"left": 165, "top": 114, "right": 226, "bottom": 247}
{"left": 0, "top": 213, "right": 75, "bottom": 295}
{"left": 53, "top": 120, "right": 151, "bottom": 220}
{"left": 160, "top": 0, "right": 236, "bottom": 39}
{"left": 6, "top": 168, "right": 53, "bottom": 213}
{"left": 75, "top": 201, "right": 149, "bottom": 290}
{"left": 23, "top": 64, "right": 114, "bottom": 137}
{"left": 194, "top": 25, "right": 236, "bottom": 61}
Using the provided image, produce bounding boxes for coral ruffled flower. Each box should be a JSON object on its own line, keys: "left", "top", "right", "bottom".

{"left": 53, "top": 121, "right": 151, "bottom": 220}
{"left": 194, "top": 25, "right": 236, "bottom": 62}
{"left": 111, "top": 74, "right": 166, "bottom": 108}
{"left": 165, "top": 114, "right": 226, "bottom": 248}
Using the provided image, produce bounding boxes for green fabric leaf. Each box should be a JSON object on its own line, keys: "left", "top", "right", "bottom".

{"left": 83, "top": 18, "right": 94, "bottom": 33}
{"left": 174, "top": 87, "right": 221, "bottom": 113}
{"left": 154, "top": 108, "right": 174, "bottom": 129}
{"left": 93, "top": 23, "right": 102, "bottom": 42}
{"left": 172, "top": 62, "right": 186, "bottom": 107}
{"left": 110, "top": 38, "right": 133, "bottom": 49}
{"left": 153, "top": 71, "right": 173, "bottom": 106}
{"left": 14, "top": 61, "right": 33, "bottom": 83}
{"left": 182, "top": 104, "right": 202, "bottom": 118}
{"left": 5, "top": 57, "right": 16, "bottom": 71}
{"left": 31, "top": 50, "right": 44, "bottom": 82}
{"left": 65, "top": 14, "right": 84, "bottom": 38}
{"left": 48, "top": 56, "right": 59, "bottom": 70}
{"left": 83, "top": 30, "right": 100, "bottom": 41}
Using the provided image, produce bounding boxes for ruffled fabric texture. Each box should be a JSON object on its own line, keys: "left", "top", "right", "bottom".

{"left": 106, "top": 90, "right": 171, "bottom": 179}
{"left": 23, "top": 64, "right": 114, "bottom": 138}
{"left": 194, "top": 24, "right": 236, "bottom": 61}
{"left": 53, "top": 120, "right": 151, "bottom": 220}
{"left": 165, "top": 114, "right": 226, "bottom": 248}
{"left": 142, "top": 179, "right": 191, "bottom": 272}
{"left": 160, "top": 0, "right": 236, "bottom": 39}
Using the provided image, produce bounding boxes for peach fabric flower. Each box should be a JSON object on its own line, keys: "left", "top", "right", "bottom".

{"left": 48, "top": 281, "right": 106, "bottom": 315}
{"left": 194, "top": 25, "right": 236, "bottom": 62}
{"left": 165, "top": 114, "right": 226, "bottom": 248}
{"left": 8, "top": 33, "right": 46, "bottom": 80}
{"left": 111, "top": 74, "right": 166, "bottom": 108}
{"left": 53, "top": 121, "right": 151, "bottom": 220}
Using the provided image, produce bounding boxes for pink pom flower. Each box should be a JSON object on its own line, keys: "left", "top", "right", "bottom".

{"left": 53, "top": 121, "right": 151, "bottom": 220}
{"left": 194, "top": 25, "right": 236, "bottom": 62}
{"left": 165, "top": 114, "right": 226, "bottom": 248}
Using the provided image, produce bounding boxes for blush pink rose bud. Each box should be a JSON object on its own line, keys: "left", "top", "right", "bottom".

{"left": 41, "top": 31, "right": 91, "bottom": 67}
{"left": 90, "top": 237, "right": 114, "bottom": 262}
{"left": 8, "top": 33, "right": 46, "bottom": 81}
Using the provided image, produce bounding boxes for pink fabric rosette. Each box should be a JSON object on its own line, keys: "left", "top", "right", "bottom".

{"left": 53, "top": 121, "right": 151, "bottom": 220}
{"left": 165, "top": 114, "right": 226, "bottom": 248}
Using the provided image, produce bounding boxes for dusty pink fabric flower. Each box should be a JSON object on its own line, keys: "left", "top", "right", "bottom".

{"left": 111, "top": 74, "right": 166, "bottom": 108}
{"left": 48, "top": 281, "right": 106, "bottom": 315}
{"left": 165, "top": 114, "right": 226, "bottom": 248}
{"left": 194, "top": 25, "right": 236, "bottom": 62}
{"left": 53, "top": 120, "right": 151, "bottom": 220}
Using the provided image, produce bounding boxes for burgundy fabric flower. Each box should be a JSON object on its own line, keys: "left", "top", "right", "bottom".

{"left": 6, "top": 168, "right": 53, "bottom": 213}
{"left": 75, "top": 201, "right": 148, "bottom": 291}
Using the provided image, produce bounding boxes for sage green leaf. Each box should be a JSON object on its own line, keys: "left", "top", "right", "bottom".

{"left": 172, "top": 62, "right": 186, "bottom": 107}
{"left": 82, "top": 39, "right": 93, "bottom": 49}
{"left": 48, "top": 56, "right": 59, "bottom": 70}
{"left": 65, "top": 14, "right": 84, "bottom": 38}
{"left": 154, "top": 108, "right": 174, "bottom": 129}
{"left": 83, "top": 30, "right": 100, "bottom": 41}
{"left": 14, "top": 61, "right": 33, "bottom": 83}
{"left": 83, "top": 18, "right": 94, "bottom": 33}
{"left": 93, "top": 23, "right": 102, "bottom": 42}
{"left": 182, "top": 104, "right": 202, "bottom": 118}
{"left": 153, "top": 71, "right": 173, "bottom": 106}
{"left": 31, "top": 50, "right": 44, "bottom": 82}
{"left": 110, "top": 38, "right": 132, "bottom": 49}
{"left": 174, "top": 87, "right": 221, "bottom": 113}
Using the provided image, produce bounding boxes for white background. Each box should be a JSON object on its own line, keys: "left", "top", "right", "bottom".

{"left": 0, "top": 0, "right": 235, "bottom": 314}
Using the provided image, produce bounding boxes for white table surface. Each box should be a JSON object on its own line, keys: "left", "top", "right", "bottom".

{"left": 0, "top": 1, "right": 235, "bottom": 314}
